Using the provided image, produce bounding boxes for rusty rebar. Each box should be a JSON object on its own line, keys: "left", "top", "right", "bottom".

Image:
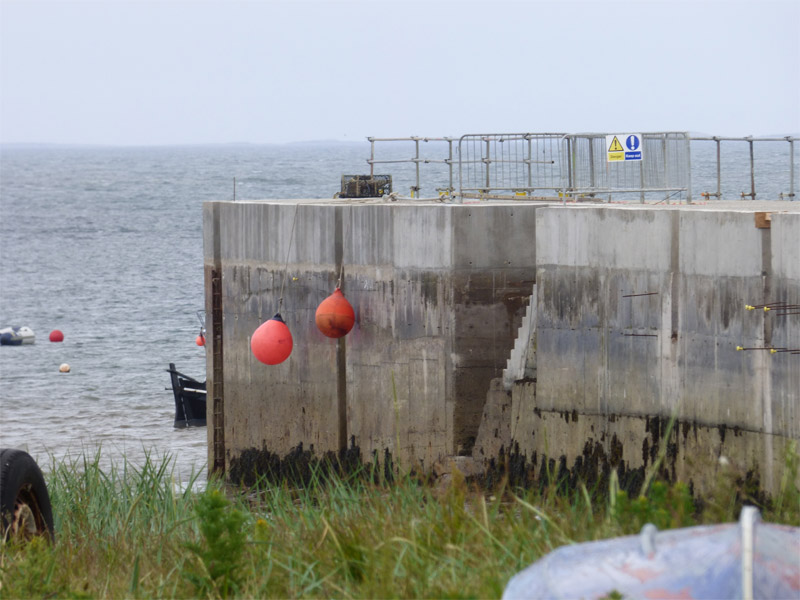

{"left": 623, "top": 333, "right": 658, "bottom": 337}
{"left": 736, "top": 346, "right": 784, "bottom": 351}
{"left": 622, "top": 292, "right": 659, "bottom": 298}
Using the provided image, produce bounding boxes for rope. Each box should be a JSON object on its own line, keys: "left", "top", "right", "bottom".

{"left": 277, "top": 202, "right": 300, "bottom": 313}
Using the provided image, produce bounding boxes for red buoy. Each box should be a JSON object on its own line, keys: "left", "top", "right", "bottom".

{"left": 196, "top": 334, "right": 205, "bottom": 346}
{"left": 251, "top": 313, "right": 293, "bottom": 365}
{"left": 315, "top": 288, "right": 355, "bottom": 338}
{"left": 49, "top": 329, "right": 64, "bottom": 342}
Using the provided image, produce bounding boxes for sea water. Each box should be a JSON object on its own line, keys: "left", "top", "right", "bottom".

{"left": 0, "top": 143, "right": 372, "bottom": 483}
{"left": 1, "top": 140, "right": 797, "bottom": 484}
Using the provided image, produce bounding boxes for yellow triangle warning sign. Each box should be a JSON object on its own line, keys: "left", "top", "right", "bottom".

{"left": 608, "top": 136, "right": 624, "bottom": 152}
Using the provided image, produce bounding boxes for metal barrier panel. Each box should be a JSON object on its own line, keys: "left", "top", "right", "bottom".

{"left": 560, "top": 132, "right": 691, "bottom": 203}
{"left": 367, "top": 137, "right": 456, "bottom": 198}
{"left": 457, "top": 133, "right": 566, "bottom": 200}
{"left": 690, "top": 136, "right": 797, "bottom": 201}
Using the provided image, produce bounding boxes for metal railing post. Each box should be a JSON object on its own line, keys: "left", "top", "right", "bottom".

{"left": 567, "top": 137, "right": 574, "bottom": 191}
{"left": 485, "top": 137, "right": 491, "bottom": 194}
{"left": 413, "top": 137, "right": 420, "bottom": 197}
{"left": 661, "top": 134, "right": 668, "bottom": 202}
{"left": 750, "top": 137, "right": 756, "bottom": 199}
{"left": 783, "top": 136, "right": 796, "bottom": 200}
{"left": 527, "top": 135, "right": 533, "bottom": 192}
{"left": 639, "top": 146, "right": 645, "bottom": 204}
{"left": 741, "top": 136, "right": 756, "bottom": 199}
{"left": 715, "top": 137, "right": 721, "bottom": 199}
{"left": 369, "top": 137, "right": 375, "bottom": 177}
{"left": 458, "top": 136, "right": 464, "bottom": 203}
{"left": 685, "top": 132, "right": 692, "bottom": 204}
{"left": 448, "top": 138, "right": 454, "bottom": 196}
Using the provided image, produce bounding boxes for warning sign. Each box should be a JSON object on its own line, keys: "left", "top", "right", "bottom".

{"left": 606, "top": 134, "right": 643, "bottom": 162}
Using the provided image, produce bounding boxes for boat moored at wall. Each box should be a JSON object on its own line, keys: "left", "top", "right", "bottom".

{"left": 167, "top": 363, "right": 207, "bottom": 428}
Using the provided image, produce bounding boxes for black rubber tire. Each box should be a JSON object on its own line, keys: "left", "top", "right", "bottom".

{"left": 0, "top": 448, "right": 55, "bottom": 541}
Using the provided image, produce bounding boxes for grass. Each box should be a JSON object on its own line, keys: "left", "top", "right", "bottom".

{"left": 1, "top": 445, "right": 798, "bottom": 599}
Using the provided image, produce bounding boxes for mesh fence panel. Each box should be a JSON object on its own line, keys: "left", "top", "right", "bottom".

{"left": 560, "top": 132, "right": 691, "bottom": 202}
{"left": 458, "top": 133, "right": 565, "bottom": 199}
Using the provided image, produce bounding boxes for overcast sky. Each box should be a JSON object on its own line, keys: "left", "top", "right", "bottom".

{"left": 1, "top": 0, "right": 797, "bottom": 145}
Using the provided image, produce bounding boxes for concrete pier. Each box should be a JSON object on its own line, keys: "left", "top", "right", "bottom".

{"left": 203, "top": 200, "right": 540, "bottom": 475}
{"left": 203, "top": 199, "right": 799, "bottom": 495}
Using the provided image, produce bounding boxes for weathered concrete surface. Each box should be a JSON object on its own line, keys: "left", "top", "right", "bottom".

{"left": 503, "top": 205, "right": 799, "bottom": 495}
{"left": 472, "top": 378, "right": 513, "bottom": 461}
{"left": 203, "top": 200, "right": 541, "bottom": 475}
{"left": 205, "top": 196, "right": 799, "bottom": 496}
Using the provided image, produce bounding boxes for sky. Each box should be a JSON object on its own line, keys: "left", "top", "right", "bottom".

{"left": 0, "top": 0, "right": 798, "bottom": 145}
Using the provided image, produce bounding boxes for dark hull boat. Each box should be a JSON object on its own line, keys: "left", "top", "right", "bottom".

{"left": 167, "top": 363, "right": 207, "bottom": 428}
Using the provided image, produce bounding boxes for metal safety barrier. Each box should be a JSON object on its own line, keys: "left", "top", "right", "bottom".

{"left": 560, "top": 132, "right": 692, "bottom": 203}
{"left": 457, "top": 133, "right": 566, "bottom": 200}
{"left": 690, "top": 136, "right": 797, "bottom": 201}
{"left": 365, "top": 133, "right": 798, "bottom": 203}
{"left": 367, "top": 136, "right": 456, "bottom": 198}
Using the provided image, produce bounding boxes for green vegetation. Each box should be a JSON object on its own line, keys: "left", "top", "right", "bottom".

{"left": 1, "top": 446, "right": 798, "bottom": 599}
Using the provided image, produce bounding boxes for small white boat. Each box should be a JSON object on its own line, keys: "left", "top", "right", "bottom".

{"left": 0, "top": 326, "right": 35, "bottom": 346}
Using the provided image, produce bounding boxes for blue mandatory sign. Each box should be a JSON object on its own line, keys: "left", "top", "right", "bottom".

{"left": 624, "top": 134, "right": 642, "bottom": 161}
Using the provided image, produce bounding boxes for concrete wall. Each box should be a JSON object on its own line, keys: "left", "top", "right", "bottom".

{"left": 205, "top": 199, "right": 799, "bottom": 495}
{"left": 203, "top": 200, "right": 540, "bottom": 475}
{"left": 506, "top": 206, "right": 799, "bottom": 494}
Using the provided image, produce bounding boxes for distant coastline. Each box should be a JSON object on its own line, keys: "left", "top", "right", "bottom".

{"left": 0, "top": 139, "right": 371, "bottom": 150}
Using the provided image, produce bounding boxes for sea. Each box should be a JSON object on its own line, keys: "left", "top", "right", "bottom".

{"left": 1, "top": 138, "right": 797, "bottom": 485}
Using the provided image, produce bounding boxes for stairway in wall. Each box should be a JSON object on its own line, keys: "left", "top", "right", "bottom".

{"left": 502, "top": 283, "right": 537, "bottom": 390}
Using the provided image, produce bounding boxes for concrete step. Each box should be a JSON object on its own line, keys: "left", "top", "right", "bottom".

{"left": 502, "top": 283, "right": 537, "bottom": 390}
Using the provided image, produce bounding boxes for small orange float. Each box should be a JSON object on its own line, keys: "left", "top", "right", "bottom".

{"left": 315, "top": 288, "right": 355, "bottom": 338}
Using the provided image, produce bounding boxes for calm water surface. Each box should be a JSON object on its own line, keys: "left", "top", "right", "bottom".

{"left": 0, "top": 143, "right": 370, "bottom": 482}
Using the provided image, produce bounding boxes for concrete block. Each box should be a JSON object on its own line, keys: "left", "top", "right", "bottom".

{"left": 204, "top": 200, "right": 537, "bottom": 475}
{"left": 772, "top": 213, "right": 800, "bottom": 280}
{"left": 453, "top": 204, "right": 538, "bottom": 269}
{"left": 536, "top": 206, "right": 673, "bottom": 271}
{"left": 472, "top": 378, "right": 513, "bottom": 461}
{"left": 679, "top": 210, "right": 762, "bottom": 277}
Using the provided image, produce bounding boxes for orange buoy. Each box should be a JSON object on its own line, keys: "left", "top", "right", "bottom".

{"left": 49, "top": 329, "right": 64, "bottom": 342}
{"left": 196, "top": 334, "right": 205, "bottom": 346}
{"left": 315, "top": 288, "right": 355, "bottom": 338}
{"left": 251, "top": 313, "right": 293, "bottom": 364}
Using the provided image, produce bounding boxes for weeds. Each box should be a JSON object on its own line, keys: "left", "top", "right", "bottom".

{"left": 183, "top": 489, "right": 247, "bottom": 598}
{"left": 774, "top": 442, "right": 800, "bottom": 525}
{"left": 609, "top": 480, "right": 696, "bottom": 531}
{"left": 0, "top": 446, "right": 797, "bottom": 598}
